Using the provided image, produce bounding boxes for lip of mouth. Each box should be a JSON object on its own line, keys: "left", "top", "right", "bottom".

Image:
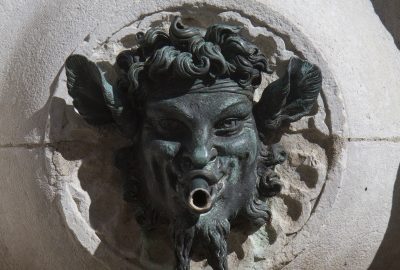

{"left": 181, "top": 169, "right": 220, "bottom": 185}
{"left": 170, "top": 167, "right": 228, "bottom": 199}
{"left": 172, "top": 169, "right": 228, "bottom": 213}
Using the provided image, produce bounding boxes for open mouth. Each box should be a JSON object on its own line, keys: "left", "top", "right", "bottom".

{"left": 165, "top": 161, "right": 231, "bottom": 214}
{"left": 180, "top": 170, "right": 228, "bottom": 214}
{"left": 187, "top": 177, "right": 213, "bottom": 213}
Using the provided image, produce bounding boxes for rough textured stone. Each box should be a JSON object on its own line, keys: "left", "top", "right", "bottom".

{"left": 0, "top": 148, "right": 106, "bottom": 270}
{"left": 261, "top": 0, "right": 400, "bottom": 139}
{"left": 286, "top": 141, "right": 400, "bottom": 270}
{"left": 0, "top": 0, "right": 399, "bottom": 269}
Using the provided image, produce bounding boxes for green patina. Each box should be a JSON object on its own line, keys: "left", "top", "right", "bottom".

{"left": 65, "top": 16, "right": 322, "bottom": 270}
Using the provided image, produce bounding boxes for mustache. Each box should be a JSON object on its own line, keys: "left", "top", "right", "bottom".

{"left": 180, "top": 169, "right": 219, "bottom": 185}
{"left": 173, "top": 156, "right": 233, "bottom": 182}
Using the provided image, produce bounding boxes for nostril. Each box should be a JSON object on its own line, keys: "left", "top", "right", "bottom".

{"left": 182, "top": 146, "right": 218, "bottom": 170}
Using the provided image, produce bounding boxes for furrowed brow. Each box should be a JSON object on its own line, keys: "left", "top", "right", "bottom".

{"left": 147, "top": 103, "right": 194, "bottom": 121}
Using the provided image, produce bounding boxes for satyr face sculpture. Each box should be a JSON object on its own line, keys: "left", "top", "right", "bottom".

{"left": 65, "top": 17, "right": 322, "bottom": 270}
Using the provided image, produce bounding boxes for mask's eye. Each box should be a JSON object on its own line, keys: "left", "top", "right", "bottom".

{"left": 159, "top": 119, "right": 181, "bottom": 130}
{"left": 153, "top": 119, "right": 186, "bottom": 137}
{"left": 215, "top": 118, "right": 243, "bottom": 136}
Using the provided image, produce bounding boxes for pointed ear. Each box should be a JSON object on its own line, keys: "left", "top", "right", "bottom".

{"left": 65, "top": 54, "right": 117, "bottom": 124}
{"left": 65, "top": 55, "right": 138, "bottom": 137}
{"left": 253, "top": 57, "right": 322, "bottom": 143}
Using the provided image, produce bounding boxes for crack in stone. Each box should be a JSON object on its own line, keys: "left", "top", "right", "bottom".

{"left": 346, "top": 137, "right": 400, "bottom": 142}
{"left": 0, "top": 142, "right": 51, "bottom": 149}
{"left": 0, "top": 140, "right": 85, "bottom": 149}
{"left": 275, "top": 247, "right": 305, "bottom": 270}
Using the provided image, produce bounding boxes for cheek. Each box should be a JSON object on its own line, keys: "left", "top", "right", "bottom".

{"left": 216, "top": 128, "right": 259, "bottom": 162}
{"left": 142, "top": 139, "right": 181, "bottom": 161}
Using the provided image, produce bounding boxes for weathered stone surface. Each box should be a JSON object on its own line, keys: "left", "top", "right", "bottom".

{"left": 0, "top": 148, "right": 106, "bottom": 270}
{"left": 45, "top": 9, "right": 344, "bottom": 269}
{"left": 0, "top": 0, "right": 399, "bottom": 269}
{"left": 2, "top": 0, "right": 400, "bottom": 145}
{"left": 265, "top": 0, "right": 400, "bottom": 139}
{"left": 286, "top": 141, "right": 400, "bottom": 270}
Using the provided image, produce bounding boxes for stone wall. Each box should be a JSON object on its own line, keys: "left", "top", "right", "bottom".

{"left": 371, "top": 0, "right": 400, "bottom": 49}
{"left": 1, "top": 1, "right": 400, "bottom": 269}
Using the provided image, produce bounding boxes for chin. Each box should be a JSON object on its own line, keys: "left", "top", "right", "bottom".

{"left": 171, "top": 168, "right": 268, "bottom": 270}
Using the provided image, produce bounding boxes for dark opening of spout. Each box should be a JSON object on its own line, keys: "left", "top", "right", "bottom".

{"left": 187, "top": 177, "right": 212, "bottom": 213}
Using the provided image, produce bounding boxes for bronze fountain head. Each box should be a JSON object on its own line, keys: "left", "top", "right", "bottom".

{"left": 65, "top": 16, "right": 322, "bottom": 270}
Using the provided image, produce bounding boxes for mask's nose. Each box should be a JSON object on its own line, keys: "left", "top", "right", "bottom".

{"left": 183, "top": 146, "right": 217, "bottom": 169}
{"left": 182, "top": 126, "right": 218, "bottom": 171}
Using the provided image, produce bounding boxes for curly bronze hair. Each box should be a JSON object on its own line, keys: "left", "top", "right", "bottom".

{"left": 65, "top": 15, "right": 322, "bottom": 270}
{"left": 115, "top": 16, "right": 272, "bottom": 104}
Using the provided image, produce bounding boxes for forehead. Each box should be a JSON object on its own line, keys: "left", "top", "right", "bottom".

{"left": 146, "top": 91, "right": 252, "bottom": 117}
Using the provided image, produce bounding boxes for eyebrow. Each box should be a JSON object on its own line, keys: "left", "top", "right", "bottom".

{"left": 146, "top": 103, "right": 194, "bottom": 120}
{"left": 219, "top": 100, "right": 252, "bottom": 116}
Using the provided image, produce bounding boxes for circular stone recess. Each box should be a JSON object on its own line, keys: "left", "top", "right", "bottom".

{"left": 46, "top": 5, "right": 346, "bottom": 270}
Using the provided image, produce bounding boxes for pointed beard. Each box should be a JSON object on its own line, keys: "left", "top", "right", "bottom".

{"left": 173, "top": 217, "right": 231, "bottom": 270}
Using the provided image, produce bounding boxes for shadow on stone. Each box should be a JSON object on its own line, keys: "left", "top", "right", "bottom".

{"left": 371, "top": 0, "right": 400, "bottom": 50}
{"left": 368, "top": 163, "right": 400, "bottom": 270}
{"left": 50, "top": 97, "right": 146, "bottom": 266}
